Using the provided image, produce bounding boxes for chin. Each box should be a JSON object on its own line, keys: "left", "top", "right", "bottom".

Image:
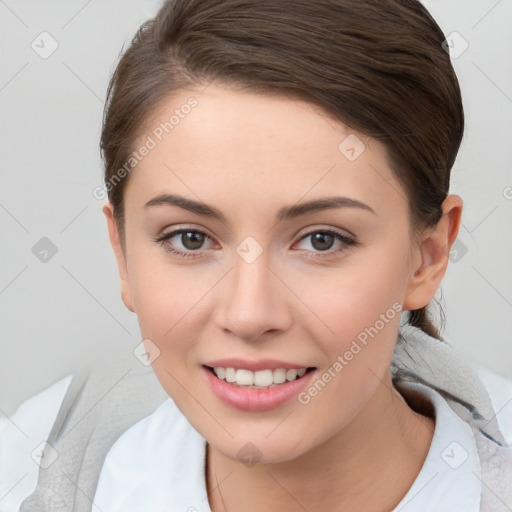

{"left": 209, "top": 430, "right": 314, "bottom": 466}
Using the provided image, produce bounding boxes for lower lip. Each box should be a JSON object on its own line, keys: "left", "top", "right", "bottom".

{"left": 201, "top": 366, "right": 317, "bottom": 412}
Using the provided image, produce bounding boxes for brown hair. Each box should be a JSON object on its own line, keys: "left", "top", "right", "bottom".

{"left": 100, "top": 0, "right": 464, "bottom": 340}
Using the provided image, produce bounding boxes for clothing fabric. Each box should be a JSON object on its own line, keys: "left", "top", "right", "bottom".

{"left": 0, "top": 325, "right": 510, "bottom": 511}
{"left": 14, "top": 356, "right": 169, "bottom": 512}
{"left": 92, "top": 381, "right": 482, "bottom": 512}
{"left": 0, "top": 375, "right": 73, "bottom": 512}
{"left": 392, "top": 325, "right": 512, "bottom": 511}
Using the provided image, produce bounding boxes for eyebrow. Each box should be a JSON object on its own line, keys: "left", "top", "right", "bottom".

{"left": 144, "top": 193, "right": 376, "bottom": 223}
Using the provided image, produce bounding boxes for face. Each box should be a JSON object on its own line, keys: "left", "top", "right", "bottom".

{"left": 104, "top": 84, "right": 440, "bottom": 464}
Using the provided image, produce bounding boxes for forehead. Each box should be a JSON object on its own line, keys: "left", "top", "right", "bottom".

{"left": 124, "top": 85, "right": 406, "bottom": 221}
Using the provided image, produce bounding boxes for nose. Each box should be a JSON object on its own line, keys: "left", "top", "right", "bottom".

{"left": 213, "top": 250, "right": 293, "bottom": 343}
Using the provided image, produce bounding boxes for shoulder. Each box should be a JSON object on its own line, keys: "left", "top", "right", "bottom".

{"left": 93, "top": 398, "right": 209, "bottom": 511}
{"left": 394, "top": 325, "right": 512, "bottom": 445}
{"left": 391, "top": 380, "right": 481, "bottom": 511}
{"left": 471, "top": 362, "right": 512, "bottom": 445}
{"left": 0, "top": 375, "right": 73, "bottom": 512}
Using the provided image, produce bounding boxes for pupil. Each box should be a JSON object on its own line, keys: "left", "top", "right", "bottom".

{"left": 182, "top": 231, "right": 204, "bottom": 250}
{"left": 311, "top": 232, "right": 334, "bottom": 251}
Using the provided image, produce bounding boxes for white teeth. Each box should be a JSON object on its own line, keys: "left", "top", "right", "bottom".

{"left": 286, "top": 369, "right": 297, "bottom": 381}
{"left": 215, "top": 367, "right": 226, "bottom": 380}
{"left": 254, "top": 369, "right": 273, "bottom": 387}
{"left": 235, "top": 369, "right": 254, "bottom": 386}
{"left": 212, "top": 366, "right": 310, "bottom": 387}
{"left": 273, "top": 368, "right": 287, "bottom": 384}
{"left": 225, "top": 367, "right": 236, "bottom": 383}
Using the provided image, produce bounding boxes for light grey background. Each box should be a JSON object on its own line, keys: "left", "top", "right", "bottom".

{"left": 1, "top": 0, "right": 511, "bottom": 416}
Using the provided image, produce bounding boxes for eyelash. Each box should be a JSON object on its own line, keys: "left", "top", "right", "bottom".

{"left": 153, "top": 227, "right": 358, "bottom": 261}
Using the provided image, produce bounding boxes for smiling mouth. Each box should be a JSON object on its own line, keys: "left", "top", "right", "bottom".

{"left": 204, "top": 365, "right": 316, "bottom": 389}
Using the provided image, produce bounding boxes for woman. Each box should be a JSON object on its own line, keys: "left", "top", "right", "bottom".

{"left": 2, "top": 0, "right": 511, "bottom": 511}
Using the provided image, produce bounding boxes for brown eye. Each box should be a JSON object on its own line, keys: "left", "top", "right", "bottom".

{"left": 179, "top": 231, "right": 206, "bottom": 250}
{"left": 153, "top": 228, "right": 214, "bottom": 259}
{"left": 294, "top": 229, "right": 357, "bottom": 259}
{"left": 310, "top": 232, "right": 335, "bottom": 251}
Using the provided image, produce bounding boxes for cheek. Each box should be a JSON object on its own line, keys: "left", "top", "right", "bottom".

{"left": 288, "top": 246, "right": 407, "bottom": 405}
{"left": 128, "top": 264, "right": 207, "bottom": 408}
{"left": 127, "top": 253, "right": 216, "bottom": 372}
{"left": 130, "top": 271, "right": 199, "bottom": 339}
{"left": 292, "top": 248, "right": 407, "bottom": 351}
{"left": 289, "top": 271, "right": 404, "bottom": 448}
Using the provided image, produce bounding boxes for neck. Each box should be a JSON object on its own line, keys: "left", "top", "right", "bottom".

{"left": 206, "top": 376, "right": 435, "bottom": 512}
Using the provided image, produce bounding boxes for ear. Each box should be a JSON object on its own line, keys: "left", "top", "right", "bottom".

{"left": 103, "top": 202, "right": 135, "bottom": 312}
{"left": 403, "top": 194, "right": 463, "bottom": 311}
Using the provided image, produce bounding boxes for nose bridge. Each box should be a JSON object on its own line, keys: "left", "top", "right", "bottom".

{"left": 215, "top": 245, "right": 290, "bottom": 341}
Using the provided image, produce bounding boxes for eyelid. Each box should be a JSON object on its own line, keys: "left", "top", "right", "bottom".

{"left": 155, "top": 224, "right": 215, "bottom": 240}
{"left": 295, "top": 224, "right": 356, "bottom": 241}
{"left": 153, "top": 225, "right": 217, "bottom": 247}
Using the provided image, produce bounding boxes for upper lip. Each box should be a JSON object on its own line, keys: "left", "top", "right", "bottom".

{"left": 203, "top": 358, "right": 314, "bottom": 371}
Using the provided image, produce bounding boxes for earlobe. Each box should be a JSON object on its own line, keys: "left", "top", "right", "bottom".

{"left": 403, "top": 195, "right": 463, "bottom": 311}
{"left": 102, "top": 202, "right": 135, "bottom": 313}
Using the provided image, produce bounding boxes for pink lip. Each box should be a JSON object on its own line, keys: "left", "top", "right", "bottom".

{"left": 201, "top": 365, "right": 317, "bottom": 412}
{"left": 202, "top": 358, "right": 312, "bottom": 371}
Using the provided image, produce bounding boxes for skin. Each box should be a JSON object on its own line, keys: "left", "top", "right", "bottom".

{"left": 103, "top": 83, "right": 463, "bottom": 511}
